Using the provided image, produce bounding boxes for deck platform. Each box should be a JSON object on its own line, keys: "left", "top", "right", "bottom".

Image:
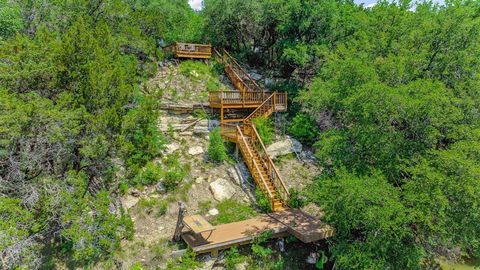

{"left": 181, "top": 209, "right": 333, "bottom": 255}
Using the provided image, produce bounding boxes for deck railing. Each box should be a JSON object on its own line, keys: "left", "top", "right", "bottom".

{"left": 251, "top": 124, "right": 290, "bottom": 205}
{"left": 216, "top": 49, "right": 264, "bottom": 94}
{"left": 208, "top": 91, "right": 271, "bottom": 107}
{"left": 165, "top": 42, "right": 212, "bottom": 58}
{"left": 236, "top": 126, "right": 275, "bottom": 206}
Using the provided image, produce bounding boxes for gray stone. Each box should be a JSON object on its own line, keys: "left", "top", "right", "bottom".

{"left": 156, "top": 182, "right": 167, "bottom": 194}
{"left": 306, "top": 252, "right": 319, "bottom": 264}
{"left": 227, "top": 166, "right": 241, "bottom": 185}
{"left": 193, "top": 119, "right": 209, "bottom": 134}
{"left": 195, "top": 177, "right": 204, "bottom": 184}
{"left": 164, "top": 143, "right": 180, "bottom": 154}
{"left": 208, "top": 208, "right": 219, "bottom": 216}
{"left": 121, "top": 195, "right": 139, "bottom": 209}
{"left": 266, "top": 137, "right": 302, "bottom": 159}
{"left": 188, "top": 146, "right": 204, "bottom": 155}
{"left": 209, "top": 178, "right": 236, "bottom": 201}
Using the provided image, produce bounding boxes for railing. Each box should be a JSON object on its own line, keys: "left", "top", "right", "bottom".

{"left": 209, "top": 91, "right": 271, "bottom": 106}
{"left": 236, "top": 126, "right": 275, "bottom": 207}
{"left": 217, "top": 49, "right": 264, "bottom": 94}
{"left": 220, "top": 122, "right": 242, "bottom": 140}
{"left": 275, "top": 92, "right": 288, "bottom": 111}
{"left": 244, "top": 93, "right": 275, "bottom": 125}
{"left": 165, "top": 42, "right": 212, "bottom": 58}
{"left": 250, "top": 124, "right": 290, "bottom": 205}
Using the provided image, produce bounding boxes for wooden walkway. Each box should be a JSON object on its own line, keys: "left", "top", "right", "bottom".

{"left": 181, "top": 210, "right": 334, "bottom": 256}
{"left": 167, "top": 44, "right": 334, "bottom": 255}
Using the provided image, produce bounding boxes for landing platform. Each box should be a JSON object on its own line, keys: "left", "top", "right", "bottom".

{"left": 181, "top": 209, "right": 333, "bottom": 255}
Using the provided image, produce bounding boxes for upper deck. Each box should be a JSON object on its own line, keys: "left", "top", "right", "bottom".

{"left": 209, "top": 91, "right": 287, "bottom": 110}
{"left": 165, "top": 42, "right": 212, "bottom": 59}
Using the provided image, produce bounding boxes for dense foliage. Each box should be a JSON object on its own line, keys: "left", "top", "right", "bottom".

{"left": 0, "top": 0, "right": 201, "bottom": 268}
{"left": 203, "top": 0, "right": 480, "bottom": 269}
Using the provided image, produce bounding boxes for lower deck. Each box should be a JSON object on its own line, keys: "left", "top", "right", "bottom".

{"left": 181, "top": 209, "right": 334, "bottom": 255}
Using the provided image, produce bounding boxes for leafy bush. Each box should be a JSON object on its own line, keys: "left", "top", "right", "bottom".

{"left": 208, "top": 127, "right": 228, "bottom": 163}
{"left": 287, "top": 188, "right": 305, "bottom": 208}
{"left": 288, "top": 113, "right": 319, "bottom": 145}
{"left": 162, "top": 153, "right": 190, "bottom": 191}
{"left": 211, "top": 199, "right": 257, "bottom": 225}
{"left": 165, "top": 249, "right": 201, "bottom": 270}
{"left": 253, "top": 117, "right": 274, "bottom": 145}
{"left": 255, "top": 188, "right": 272, "bottom": 213}
{"left": 225, "top": 247, "right": 246, "bottom": 270}
{"left": 131, "top": 161, "right": 163, "bottom": 186}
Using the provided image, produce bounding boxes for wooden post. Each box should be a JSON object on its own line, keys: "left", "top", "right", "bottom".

{"left": 220, "top": 107, "right": 224, "bottom": 135}
{"left": 173, "top": 202, "right": 186, "bottom": 242}
{"left": 273, "top": 91, "right": 277, "bottom": 111}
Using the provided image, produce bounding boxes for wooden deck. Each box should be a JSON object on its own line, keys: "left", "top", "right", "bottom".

{"left": 181, "top": 209, "right": 333, "bottom": 255}
{"left": 164, "top": 42, "right": 212, "bottom": 59}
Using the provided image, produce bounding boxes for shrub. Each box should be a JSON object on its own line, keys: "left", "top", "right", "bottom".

{"left": 179, "top": 60, "right": 212, "bottom": 80}
{"left": 208, "top": 127, "right": 228, "bottom": 163}
{"left": 225, "top": 247, "right": 246, "bottom": 270}
{"left": 288, "top": 113, "right": 319, "bottom": 146}
{"left": 131, "top": 161, "right": 163, "bottom": 186}
{"left": 287, "top": 188, "right": 305, "bottom": 208}
{"left": 253, "top": 116, "right": 274, "bottom": 145}
{"left": 162, "top": 153, "right": 189, "bottom": 191}
{"left": 165, "top": 249, "right": 201, "bottom": 270}
{"left": 255, "top": 188, "right": 272, "bottom": 213}
{"left": 211, "top": 199, "right": 257, "bottom": 225}
{"left": 137, "top": 198, "right": 168, "bottom": 217}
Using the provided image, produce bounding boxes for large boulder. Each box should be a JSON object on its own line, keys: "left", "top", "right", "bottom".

{"left": 209, "top": 178, "right": 236, "bottom": 201}
{"left": 266, "top": 137, "right": 302, "bottom": 159}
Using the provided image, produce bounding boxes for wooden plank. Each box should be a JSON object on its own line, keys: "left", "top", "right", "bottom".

{"left": 268, "top": 209, "right": 334, "bottom": 243}
{"left": 183, "top": 215, "right": 215, "bottom": 234}
{"left": 181, "top": 214, "right": 288, "bottom": 253}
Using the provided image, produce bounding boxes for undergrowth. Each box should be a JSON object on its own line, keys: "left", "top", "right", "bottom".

{"left": 210, "top": 199, "right": 257, "bottom": 225}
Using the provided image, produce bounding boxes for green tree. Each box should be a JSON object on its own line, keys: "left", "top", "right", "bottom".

{"left": 0, "top": 0, "right": 23, "bottom": 39}
{"left": 309, "top": 170, "right": 423, "bottom": 269}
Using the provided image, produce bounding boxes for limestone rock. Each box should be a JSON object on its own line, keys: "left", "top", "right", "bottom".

{"left": 266, "top": 137, "right": 302, "bottom": 159}
{"left": 209, "top": 178, "right": 236, "bottom": 201}
{"left": 227, "top": 166, "right": 241, "bottom": 185}
{"left": 193, "top": 119, "right": 209, "bottom": 134}
{"left": 195, "top": 177, "right": 204, "bottom": 184}
{"left": 208, "top": 208, "right": 219, "bottom": 216}
{"left": 121, "top": 195, "right": 139, "bottom": 209}
{"left": 164, "top": 143, "right": 180, "bottom": 154}
{"left": 188, "top": 146, "right": 204, "bottom": 155}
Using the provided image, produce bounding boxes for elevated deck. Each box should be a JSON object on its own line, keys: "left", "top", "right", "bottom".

{"left": 164, "top": 42, "right": 212, "bottom": 59}
{"left": 208, "top": 91, "right": 287, "bottom": 110}
{"left": 181, "top": 210, "right": 334, "bottom": 255}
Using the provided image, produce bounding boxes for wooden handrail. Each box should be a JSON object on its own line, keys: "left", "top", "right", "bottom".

{"left": 244, "top": 92, "right": 275, "bottom": 124}
{"left": 251, "top": 124, "right": 290, "bottom": 202}
{"left": 222, "top": 49, "right": 263, "bottom": 92}
{"left": 236, "top": 126, "right": 274, "bottom": 200}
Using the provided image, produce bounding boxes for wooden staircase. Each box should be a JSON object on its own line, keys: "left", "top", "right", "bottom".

{"left": 210, "top": 49, "right": 289, "bottom": 212}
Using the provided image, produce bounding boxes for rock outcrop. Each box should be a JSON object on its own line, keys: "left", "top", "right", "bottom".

{"left": 209, "top": 178, "right": 236, "bottom": 201}
{"left": 266, "top": 137, "right": 302, "bottom": 159}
